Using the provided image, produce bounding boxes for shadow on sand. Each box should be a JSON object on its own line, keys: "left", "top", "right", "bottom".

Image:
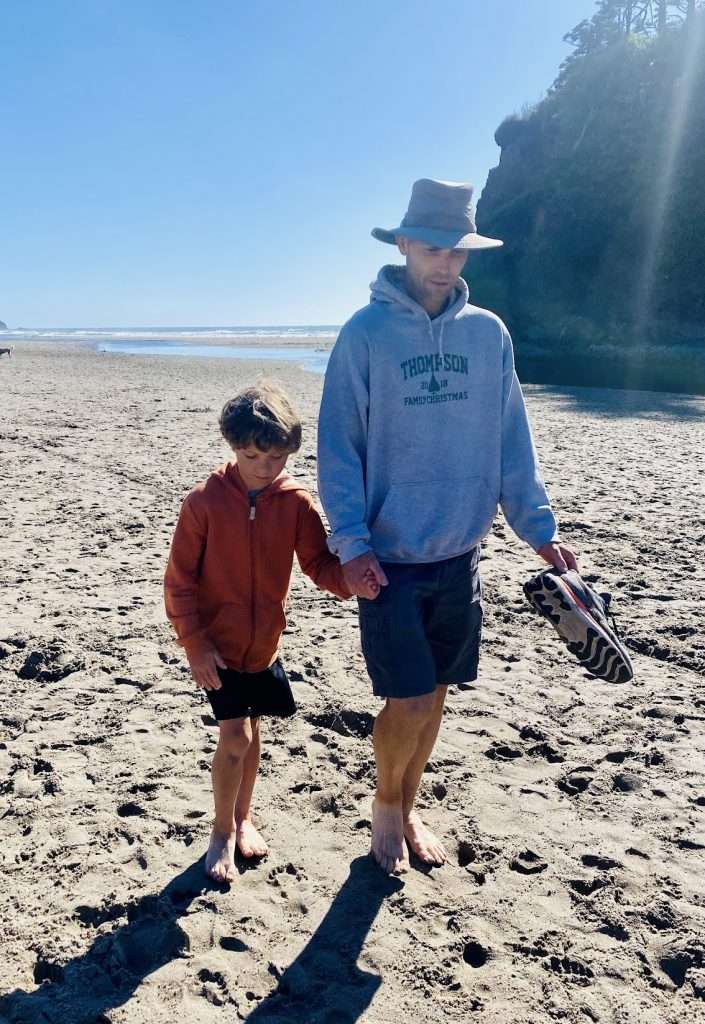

{"left": 243, "top": 855, "right": 403, "bottom": 1023}
{"left": 0, "top": 857, "right": 210, "bottom": 1023}
{"left": 1, "top": 855, "right": 401, "bottom": 1024}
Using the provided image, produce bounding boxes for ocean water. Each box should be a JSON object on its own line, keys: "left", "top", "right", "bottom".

{"left": 99, "top": 341, "right": 330, "bottom": 374}
{"left": 0, "top": 325, "right": 339, "bottom": 341}
{"left": 1, "top": 325, "right": 339, "bottom": 374}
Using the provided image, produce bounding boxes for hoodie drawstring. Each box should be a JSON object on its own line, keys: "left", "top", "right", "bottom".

{"left": 427, "top": 317, "right": 446, "bottom": 360}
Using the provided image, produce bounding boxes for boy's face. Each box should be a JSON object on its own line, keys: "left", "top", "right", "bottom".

{"left": 234, "top": 444, "right": 290, "bottom": 491}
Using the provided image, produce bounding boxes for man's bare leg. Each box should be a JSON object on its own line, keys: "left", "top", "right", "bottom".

{"left": 372, "top": 693, "right": 436, "bottom": 874}
{"left": 234, "top": 717, "right": 268, "bottom": 857}
{"left": 401, "top": 684, "right": 448, "bottom": 865}
{"left": 206, "top": 717, "right": 252, "bottom": 882}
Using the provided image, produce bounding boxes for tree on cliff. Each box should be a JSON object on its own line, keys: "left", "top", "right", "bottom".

{"left": 558, "top": 0, "right": 702, "bottom": 82}
{"left": 470, "top": 2, "right": 705, "bottom": 392}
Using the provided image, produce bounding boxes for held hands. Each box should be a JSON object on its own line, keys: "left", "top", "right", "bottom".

{"left": 537, "top": 540, "right": 579, "bottom": 574}
{"left": 187, "top": 646, "right": 227, "bottom": 690}
{"left": 342, "top": 551, "right": 389, "bottom": 600}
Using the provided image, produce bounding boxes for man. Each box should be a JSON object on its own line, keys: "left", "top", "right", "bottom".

{"left": 318, "top": 178, "right": 576, "bottom": 874}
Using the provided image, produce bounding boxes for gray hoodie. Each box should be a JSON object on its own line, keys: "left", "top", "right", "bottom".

{"left": 318, "top": 265, "right": 557, "bottom": 565}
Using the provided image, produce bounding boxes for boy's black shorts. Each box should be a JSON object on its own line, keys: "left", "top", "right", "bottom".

{"left": 357, "top": 548, "right": 482, "bottom": 699}
{"left": 205, "top": 659, "right": 296, "bottom": 721}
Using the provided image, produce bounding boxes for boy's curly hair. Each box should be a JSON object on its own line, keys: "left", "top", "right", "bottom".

{"left": 219, "top": 380, "right": 302, "bottom": 452}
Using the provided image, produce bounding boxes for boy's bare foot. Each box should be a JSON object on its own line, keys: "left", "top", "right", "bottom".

{"left": 371, "top": 799, "right": 408, "bottom": 875}
{"left": 236, "top": 817, "right": 268, "bottom": 858}
{"left": 403, "top": 810, "right": 447, "bottom": 865}
{"left": 206, "top": 830, "right": 237, "bottom": 882}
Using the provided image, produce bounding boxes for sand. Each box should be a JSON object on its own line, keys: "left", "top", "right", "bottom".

{"left": 1, "top": 340, "right": 704, "bottom": 1024}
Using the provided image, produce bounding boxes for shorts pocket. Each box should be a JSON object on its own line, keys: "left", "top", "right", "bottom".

{"left": 357, "top": 594, "right": 389, "bottom": 640}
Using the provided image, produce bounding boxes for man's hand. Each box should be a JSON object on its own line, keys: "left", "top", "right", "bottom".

{"left": 187, "top": 646, "right": 227, "bottom": 690}
{"left": 343, "top": 551, "right": 389, "bottom": 600}
{"left": 537, "top": 540, "right": 579, "bottom": 574}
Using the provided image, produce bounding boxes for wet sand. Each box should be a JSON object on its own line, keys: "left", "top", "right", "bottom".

{"left": 1, "top": 341, "right": 704, "bottom": 1023}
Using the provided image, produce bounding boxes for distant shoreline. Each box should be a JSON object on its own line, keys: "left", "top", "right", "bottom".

{"left": 5, "top": 329, "right": 705, "bottom": 397}
{"left": 0, "top": 326, "right": 339, "bottom": 347}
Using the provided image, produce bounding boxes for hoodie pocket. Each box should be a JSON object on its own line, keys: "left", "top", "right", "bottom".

{"left": 371, "top": 477, "right": 497, "bottom": 561}
{"left": 205, "top": 603, "right": 250, "bottom": 664}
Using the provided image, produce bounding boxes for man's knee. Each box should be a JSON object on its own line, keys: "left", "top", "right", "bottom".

{"left": 217, "top": 719, "right": 253, "bottom": 761}
{"left": 387, "top": 692, "right": 437, "bottom": 723}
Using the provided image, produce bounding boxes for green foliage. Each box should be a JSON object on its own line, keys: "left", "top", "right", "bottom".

{"left": 470, "top": 6, "right": 705, "bottom": 393}
{"left": 557, "top": 1, "right": 701, "bottom": 85}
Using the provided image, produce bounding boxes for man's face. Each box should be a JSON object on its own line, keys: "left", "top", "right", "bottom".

{"left": 234, "top": 444, "right": 289, "bottom": 490}
{"left": 397, "top": 237, "right": 468, "bottom": 314}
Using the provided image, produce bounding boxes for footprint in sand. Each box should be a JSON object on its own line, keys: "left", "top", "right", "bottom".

{"left": 511, "top": 942, "right": 594, "bottom": 984}
{"left": 128, "top": 781, "right": 159, "bottom": 798}
{"left": 484, "top": 743, "right": 522, "bottom": 761}
{"left": 598, "top": 920, "right": 630, "bottom": 941}
{"left": 268, "top": 862, "right": 306, "bottom": 884}
{"left": 544, "top": 953, "right": 594, "bottom": 983}
{"left": 509, "top": 849, "right": 547, "bottom": 875}
{"left": 612, "top": 772, "right": 642, "bottom": 793}
{"left": 528, "top": 742, "right": 565, "bottom": 763}
{"left": 518, "top": 724, "right": 548, "bottom": 742}
{"left": 568, "top": 876, "right": 609, "bottom": 897}
{"left": 74, "top": 901, "right": 128, "bottom": 928}
{"left": 457, "top": 840, "right": 499, "bottom": 884}
{"left": 557, "top": 773, "right": 591, "bottom": 796}
{"left": 604, "top": 750, "right": 633, "bottom": 764}
{"left": 581, "top": 853, "right": 622, "bottom": 870}
{"left": 644, "top": 899, "right": 678, "bottom": 932}
{"left": 197, "top": 967, "right": 238, "bottom": 1008}
{"left": 117, "top": 801, "right": 147, "bottom": 818}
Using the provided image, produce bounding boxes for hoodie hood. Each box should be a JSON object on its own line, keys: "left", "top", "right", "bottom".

{"left": 370, "top": 265, "right": 469, "bottom": 360}
{"left": 217, "top": 464, "right": 305, "bottom": 500}
{"left": 370, "top": 264, "right": 469, "bottom": 322}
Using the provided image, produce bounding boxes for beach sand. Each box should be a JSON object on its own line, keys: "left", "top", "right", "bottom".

{"left": 1, "top": 341, "right": 704, "bottom": 1023}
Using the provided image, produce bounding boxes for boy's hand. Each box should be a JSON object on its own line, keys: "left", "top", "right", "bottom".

{"left": 187, "top": 647, "right": 227, "bottom": 690}
{"left": 343, "top": 552, "right": 388, "bottom": 600}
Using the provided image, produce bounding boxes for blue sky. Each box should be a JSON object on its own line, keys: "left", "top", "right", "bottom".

{"left": 1, "top": 0, "right": 597, "bottom": 327}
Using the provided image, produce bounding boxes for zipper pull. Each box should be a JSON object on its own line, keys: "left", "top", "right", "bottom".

{"left": 249, "top": 502, "right": 256, "bottom": 521}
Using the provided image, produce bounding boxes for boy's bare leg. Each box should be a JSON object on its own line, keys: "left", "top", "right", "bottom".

{"left": 401, "top": 685, "right": 448, "bottom": 865}
{"left": 371, "top": 693, "right": 436, "bottom": 874}
{"left": 206, "top": 717, "right": 252, "bottom": 882}
{"left": 234, "top": 717, "right": 268, "bottom": 857}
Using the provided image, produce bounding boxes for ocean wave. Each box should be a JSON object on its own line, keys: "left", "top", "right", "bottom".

{"left": 2, "top": 325, "right": 339, "bottom": 341}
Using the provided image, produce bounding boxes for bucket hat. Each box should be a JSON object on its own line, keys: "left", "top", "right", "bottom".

{"left": 372, "top": 178, "right": 503, "bottom": 250}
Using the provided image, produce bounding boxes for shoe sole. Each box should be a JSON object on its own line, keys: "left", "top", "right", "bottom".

{"left": 524, "top": 573, "right": 633, "bottom": 684}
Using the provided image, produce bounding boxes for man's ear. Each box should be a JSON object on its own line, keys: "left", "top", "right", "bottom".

{"left": 395, "top": 235, "right": 408, "bottom": 256}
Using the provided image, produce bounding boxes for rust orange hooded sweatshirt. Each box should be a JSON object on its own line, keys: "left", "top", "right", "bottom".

{"left": 164, "top": 462, "right": 350, "bottom": 672}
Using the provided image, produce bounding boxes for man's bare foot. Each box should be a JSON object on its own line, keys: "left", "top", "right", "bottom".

{"left": 371, "top": 799, "right": 408, "bottom": 874}
{"left": 403, "top": 810, "right": 447, "bottom": 866}
{"left": 236, "top": 817, "right": 268, "bottom": 858}
{"left": 206, "top": 830, "right": 237, "bottom": 882}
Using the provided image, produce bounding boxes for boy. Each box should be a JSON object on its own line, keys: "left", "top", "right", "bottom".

{"left": 164, "top": 382, "right": 372, "bottom": 883}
